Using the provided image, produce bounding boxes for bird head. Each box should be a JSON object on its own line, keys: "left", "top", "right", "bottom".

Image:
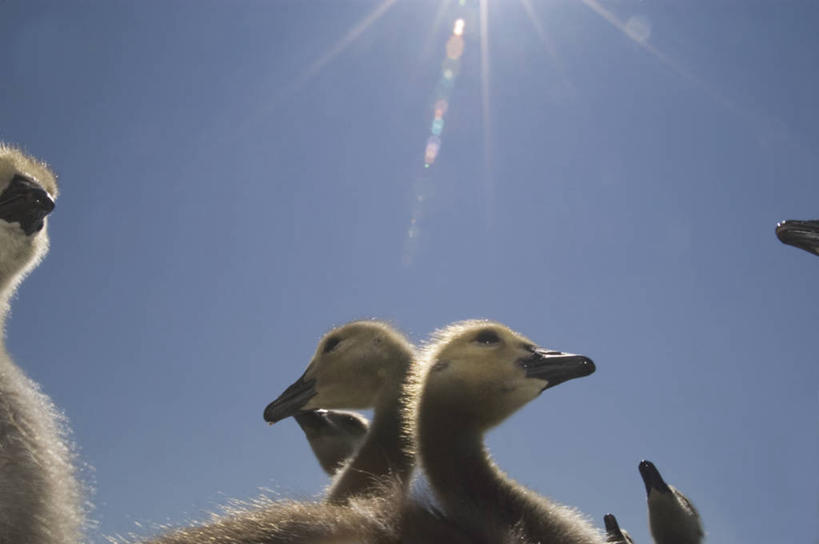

{"left": 264, "top": 320, "right": 414, "bottom": 423}
{"left": 419, "top": 320, "right": 595, "bottom": 431}
{"left": 0, "top": 145, "right": 58, "bottom": 290}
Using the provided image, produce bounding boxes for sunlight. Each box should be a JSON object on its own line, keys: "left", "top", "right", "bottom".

{"left": 419, "top": 0, "right": 455, "bottom": 65}
{"left": 518, "top": 0, "right": 559, "bottom": 61}
{"left": 423, "top": 16, "right": 468, "bottom": 168}
{"left": 285, "top": 0, "right": 398, "bottom": 96}
{"left": 577, "top": 0, "right": 747, "bottom": 121}
{"left": 578, "top": 0, "right": 674, "bottom": 68}
{"left": 479, "top": 0, "right": 494, "bottom": 225}
{"left": 406, "top": 4, "right": 475, "bottom": 266}
{"left": 225, "top": 0, "right": 399, "bottom": 144}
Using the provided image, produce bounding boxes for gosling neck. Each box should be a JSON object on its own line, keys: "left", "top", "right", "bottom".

{"left": 326, "top": 347, "right": 416, "bottom": 503}
{"left": 0, "top": 259, "right": 22, "bottom": 338}
{"left": 0, "top": 230, "right": 45, "bottom": 335}
{"left": 418, "top": 394, "right": 606, "bottom": 544}
{"left": 418, "top": 396, "right": 498, "bottom": 513}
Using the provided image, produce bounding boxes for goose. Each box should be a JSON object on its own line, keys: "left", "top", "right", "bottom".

{"left": 0, "top": 150, "right": 481, "bottom": 544}
{"left": 294, "top": 409, "right": 369, "bottom": 475}
{"left": 263, "top": 322, "right": 483, "bottom": 543}
{"left": 638, "top": 460, "right": 703, "bottom": 544}
{"left": 0, "top": 145, "right": 85, "bottom": 544}
{"left": 604, "top": 513, "right": 635, "bottom": 544}
{"left": 264, "top": 320, "right": 418, "bottom": 503}
{"left": 145, "top": 492, "right": 402, "bottom": 544}
{"left": 413, "top": 320, "right": 605, "bottom": 543}
{"left": 148, "top": 438, "right": 468, "bottom": 543}
{"left": 152, "top": 322, "right": 470, "bottom": 544}
{"left": 776, "top": 219, "right": 819, "bottom": 257}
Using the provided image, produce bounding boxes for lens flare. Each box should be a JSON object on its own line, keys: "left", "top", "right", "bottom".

{"left": 446, "top": 35, "right": 465, "bottom": 59}
{"left": 423, "top": 15, "right": 467, "bottom": 168}
{"left": 425, "top": 136, "right": 441, "bottom": 165}
{"left": 407, "top": 3, "right": 475, "bottom": 266}
{"left": 431, "top": 118, "right": 444, "bottom": 135}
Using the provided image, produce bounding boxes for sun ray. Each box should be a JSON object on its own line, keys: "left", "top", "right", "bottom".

{"left": 518, "top": 0, "right": 559, "bottom": 62}
{"left": 286, "top": 0, "right": 399, "bottom": 96}
{"left": 479, "top": 0, "right": 494, "bottom": 226}
{"left": 217, "top": 0, "right": 399, "bottom": 147}
{"left": 419, "top": 0, "right": 455, "bottom": 65}
{"left": 578, "top": 0, "right": 759, "bottom": 126}
{"left": 578, "top": 0, "right": 677, "bottom": 71}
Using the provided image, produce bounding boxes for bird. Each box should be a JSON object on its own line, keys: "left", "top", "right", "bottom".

{"left": 151, "top": 321, "right": 473, "bottom": 544}
{"left": 264, "top": 320, "right": 419, "bottom": 504}
{"left": 264, "top": 321, "right": 491, "bottom": 543}
{"left": 294, "top": 409, "right": 369, "bottom": 475}
{"left": 412, "top": 319, "right": 605, "bottom": 544}
{"left": 0, "top": 149, "right": 405, "bottom": 544}
{"left": 776, "top": 219, "right": 819, "bottom": 257}
{"left": 603, "top": 513, "right": 635, "bottom": 544}
{"left": 0, "top": 145, "right": 86, "bottom": 544}
{"left": 144, "top": 492, "right": 402, "bottom": 544}
{"left": 638, "top": 460, "right": 703, "bottom": 544}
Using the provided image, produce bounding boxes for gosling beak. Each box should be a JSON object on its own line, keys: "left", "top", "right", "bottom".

{"left": 519, "top": 348, "right": 595, "bottom": 391}
{"left": 0, "top": 174, "right": 56, "bottom": 235}
{"left": 639, "top": 459, "right": 672, "bottom": 495}
{"left": 603, "top": 514, "right": 624, "bottom": 542}
{"left": 603, "top": 513, "right": 620, "bottom": 533}
{"left": 263, "top": 373, "right": 317, "bottom": 424}
{"left": 776, "top": 219, "right": 819, "bottom": 257}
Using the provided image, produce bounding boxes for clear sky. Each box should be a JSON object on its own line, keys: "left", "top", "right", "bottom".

{"left": 1, "top": 1, "right": 817, "bottom": 542}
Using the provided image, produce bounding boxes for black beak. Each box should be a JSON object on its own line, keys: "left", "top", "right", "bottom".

{"left": 263, "top": 373, "right": 317, "bottom": 424}
{"left": 603, "top": 514, "right": 625, "bottom": 542}
{"left": 293, "top": 409, "right": 330, "bottom": 433}
{"left": 776, "top": 219, "right": 819, "bottom": 257}
{"left": 603, "top": 513, "right": 620, "bottom": 534}
{"left": 0, "top": 175, "right": 55, "bottom": 235}
{"left": 518, "top": 348, "right": 595, "bottom": 391}
{"left": 639, "top": 459, "right": 672, "bottom": 495}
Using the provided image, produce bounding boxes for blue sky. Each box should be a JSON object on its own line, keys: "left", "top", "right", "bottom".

{"left": 2, "top": 1, "right": 817, "bottom": 542}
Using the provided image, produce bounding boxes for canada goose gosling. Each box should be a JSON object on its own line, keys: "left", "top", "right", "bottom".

{"left": 145, "top": 492, "right": 402, "bottom": 544}
{"left": 604, "top": 513, "right": 635, "bottom": 544}
{"left": 639, "top": 460, "right": 703, "bottom": 544}
{"left": 294, "top": 410, "right": 369, "bottom": 475}
{"left": 415, "top": 320, "right": 604, "bottom": 543}
{"left": 265, "top": 321, "right": 417, "bottom": 503}
{"left": 0, "top": 145, "right": 85, "bottom": 544}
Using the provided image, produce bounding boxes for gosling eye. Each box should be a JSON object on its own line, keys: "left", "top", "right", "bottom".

{"left": 339, "top": 416, "right": 360, "bottom": 429}
{"left": 432, "top": 360, "right": 450, "bottom": 372}
{"left": 474, "top": 329, "right": 501, "bottom": 345}
{"left": 323, "top": 336, "right": 341, "bottom": 353}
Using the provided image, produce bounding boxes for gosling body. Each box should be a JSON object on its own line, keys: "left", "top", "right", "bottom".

{"left": 0, "top": 145, "right": 85, "bottom": 544}
{"left": 145, "top": 493, "right": 401, "bottom": 544}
